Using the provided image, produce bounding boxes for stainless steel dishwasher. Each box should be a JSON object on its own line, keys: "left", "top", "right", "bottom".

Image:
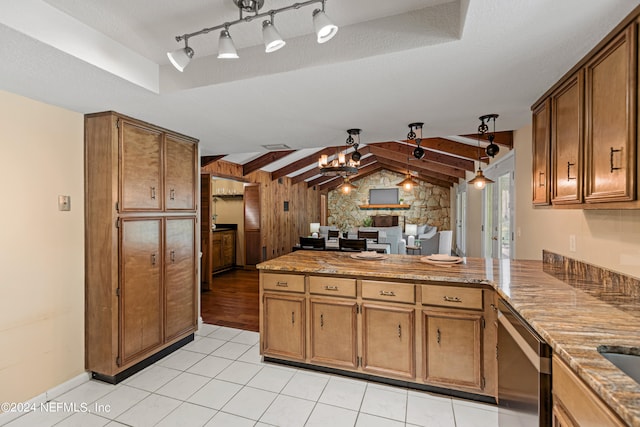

{"left": 497, "top": 299, "right": 552, "bottom": 427}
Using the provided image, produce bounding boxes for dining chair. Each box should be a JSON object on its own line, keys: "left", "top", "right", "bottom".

{"left": 299, "top": 236, "right": 326, "bottom": 250}
{"left": 357, "top": 230, "right": 379, "bottom": 243}
{"left": 328, "top": 229, "right": 340, "bottom": 240}
{"left": 338, "top": 238, "right": 367, "bottom": 252}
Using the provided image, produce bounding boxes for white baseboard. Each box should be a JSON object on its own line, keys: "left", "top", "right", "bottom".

{"left": 0, "top": 372, "right": 90, "bottom": 426}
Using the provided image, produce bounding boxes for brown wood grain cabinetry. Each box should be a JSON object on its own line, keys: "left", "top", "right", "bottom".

{"left": 532, "top": 99, "right": 551, "bottom": 205}
{"left": 211, "top": 229, "right": 236, "bottom": 274}
{"left": 584, "top": 24, "right": 637, "bottom": 203}
{"left": 361, "top": 303, "right": 415, "bottom": 379}
{"left": 260, "top": 271, "right": 496, "bottom": 399}
{"left": 85, "top": 111, "right": 198, "bottom": 382}
{"left": 552, "top": 357, "right": 626, "bottom": 427}
{"left": 551, "top": 71, "right": 584, "bottom": 205}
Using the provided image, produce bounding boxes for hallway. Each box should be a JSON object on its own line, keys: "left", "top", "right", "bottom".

{"left": 201, "top": 269, "right": 260, "bottom": 332}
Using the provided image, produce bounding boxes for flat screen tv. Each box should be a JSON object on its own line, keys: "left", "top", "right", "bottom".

{"left": 369, "top": 188, "right": 398, "bottom": 205}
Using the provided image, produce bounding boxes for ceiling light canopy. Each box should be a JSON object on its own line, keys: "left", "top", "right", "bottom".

{"left": 168, "top": 0, "right": 338, "bottom": 71}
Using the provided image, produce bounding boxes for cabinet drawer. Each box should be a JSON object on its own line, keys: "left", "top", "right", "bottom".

{"left": 362, "top": 280, "right": 414, "bottom": 304}
{"left": 309, "top": 276, "right": 356, "bottom": 298}
{"left": 421, "top": 285, "right": 483, "bottom": 310}
{"left": 262, "top": 273, "right": 305, "bottom": 293}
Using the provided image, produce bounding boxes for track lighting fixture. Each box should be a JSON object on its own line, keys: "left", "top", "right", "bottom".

{"left": 168, "top": 0, "right": 338, "bottom": 71}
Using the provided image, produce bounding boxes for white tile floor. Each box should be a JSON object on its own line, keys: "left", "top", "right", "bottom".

{"left": 2, "top": 324, "right": 498, "bottom": 427}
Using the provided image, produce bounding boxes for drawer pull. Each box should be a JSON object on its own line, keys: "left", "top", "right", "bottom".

{"left": 437, "top": 328, "right": 441, "bottom": 344}
{"left": 151, "top": 253, "right": 157, "bottom": 266}
{"left": 443, "top": 296, "right": 462, "bottom": 303}
{"left": 324, "top": 285, "right": 339, "bottom": 291}
{"left": 538, "top": 171, "right": 545, "bottom": 187}
{"left": 170, "top": 188, "right": 176, "bottom": 200}
{"left": 610, "top": 147, "right": 622, "bottom": 173}
{"left": 151, "top": 186, "right": 156, "bottom": 199}
{"left": 567, "top": 161, "right": 576, "bottom": 181}
{"left": 276, "top": 281, "right": 288, "bottom": 287}
{"left": 291, "top": 311, "right": 295, "bottom": 324}
{"left": 398, "top": 324, "right": 402, "bottom": 338}
{"left": 170, "top": 250, "right": 175, "bottom": 263}
{"left": 380, "top": 290, "right": 396, "bottom": 297}
{"left": 320, "top": 313, "right": 324, "bottom": 328}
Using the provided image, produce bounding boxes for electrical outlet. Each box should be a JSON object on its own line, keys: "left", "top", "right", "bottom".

{"left": 58, "top": 195, "right": 71, "bottom": 211}
{"left": 569, "top": 234, "right": 576, "bottom": 252}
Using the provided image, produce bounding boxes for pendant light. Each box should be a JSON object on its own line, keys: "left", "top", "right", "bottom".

{"left": 468, "top": 115, "right": 496, "bottom": 190}
{"left": 338, "top": 177, "right": 358, "bottom": 194}
{"left": 396, "top": 122, "right": 423, "bottom": 191}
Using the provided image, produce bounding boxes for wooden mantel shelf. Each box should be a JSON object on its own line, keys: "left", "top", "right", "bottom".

{"left": 359, "top": 204, "right": 410, "bottom": 209}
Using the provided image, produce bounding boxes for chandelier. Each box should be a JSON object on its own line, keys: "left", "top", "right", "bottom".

{"left": 318, "top": 129, "right": 361, "bottom": 177}
{"left": 167, "top": 0, "right": 338, "bottom": 72}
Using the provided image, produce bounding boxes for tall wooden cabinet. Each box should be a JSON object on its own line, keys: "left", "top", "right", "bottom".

{"left": 85, "top": 112, "right": 198, "bottom": 383}
{"left": 532, "top": 99, "right": 551, "bottom": 205}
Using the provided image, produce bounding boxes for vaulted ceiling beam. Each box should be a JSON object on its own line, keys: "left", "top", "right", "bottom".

{"left": 200, "top": 155, "right": 225, "bottom": 167}
{"left": 460, "top": 130, "right": 513, "bottom": 148}
{"left": 370, "top": 142, "right": 475, "bottom": 170}
{"left": 367, "top": 145, "right": 466, "bottom": 178}
{"left": 373, "top": 162, "right": 453, "bottom": 188}
{"left": 376, "top": 157, "right": 458, "bottom": 184}
{"left": 242, "top": 150, "right": 295, "bottom": 176}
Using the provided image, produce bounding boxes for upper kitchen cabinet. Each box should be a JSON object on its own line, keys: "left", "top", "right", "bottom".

{"left": 584, "top": 23, "right": 637, "bottom": 203}
{"left": 532, "top": 13, "right": 640, "bottom": 208}
{"left": 116, "top": 115, "right": 197, "bottom": 213}
{"left": 551, "top": 71, "right": 584, "bottom": 205}
{"left": 532, "top": 99, "right": 551, "bottom": 205}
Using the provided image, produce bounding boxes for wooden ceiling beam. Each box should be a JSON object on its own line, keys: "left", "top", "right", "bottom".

{"left": 200, "top": 155, "right": 225, "bottom": 167}
{"left": 374, "top": 162, "right": 453, "bottom": 188}
{"left": 367, "top": 145, "right": 466, "bottom": 178}
{"left": 375, "top": 138, "right": 488, "bottom": 163}
{"left": 242, "top": 150, "right": 295, "bottom": 176}
{"left": 376, "top": 157, "right": 458, "bottom": 184}
{"left": 370, "top": 142, "right": 475, "bottom": 170}
{"left": 270, "top": 147, "right": 334, "bottom": 180}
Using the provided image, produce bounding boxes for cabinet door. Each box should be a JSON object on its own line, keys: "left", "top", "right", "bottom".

{"left": 532, "top": 99, "right": 551, "bottom": 205}
{"left": 119, "top": 121, "right": 163, "bottom": 212}
{"left": 584, "top": 24, "right": 637, "bottom": 203}
{"left": 362, "top": 303, "right": 415, "bottom": 379}
{"left": 553, "top": 401, "right": 577, "bottom": 427}
{"left": 310, "top": 298, "right": 357, "bottom": 369}
{"left": 119, "top": 218, "right": 163, "bottom": 365}
{"left": 211, "top": 233, "right": 223, "bottom": 271}
{"left": 165, "top": 135, "right": 197, "bottom": 210}
{"left": 165, "top": 217, "right": 196, "bottom": 341}
{"left": 222, "top": 231, "right": 235, "bottom": 267}
{"left": 423, "top": 311, "right": 483, "bottom": 391}
{"left": 263, "top": 294, "right": 305, "bottom": 360}
{"left": 551, "top": 71, "right": 584, "bottom": 204}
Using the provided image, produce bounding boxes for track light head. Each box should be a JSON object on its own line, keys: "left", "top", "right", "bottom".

{"left": 262, "top": 20, "right": 286, "bottom": 53}
{"left": 167, "top": 46, "right": 194, "bottom": 72}
{"left": 313, "top": 9, "right": 338, "bottom": 43}
{"left": 218, "top": 29, "right": 239, "bottom": 59}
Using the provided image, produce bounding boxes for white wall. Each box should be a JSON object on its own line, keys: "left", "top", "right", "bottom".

{"left": 0, "top": 90, "right": 85, "bottom": 404}
{"left": 514, "top": 124, "right": 640, "bottom": 277}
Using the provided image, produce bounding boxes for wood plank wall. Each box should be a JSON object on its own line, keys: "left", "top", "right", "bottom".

{"left": 202, "top": 160, "right": 321, "bottom": 262}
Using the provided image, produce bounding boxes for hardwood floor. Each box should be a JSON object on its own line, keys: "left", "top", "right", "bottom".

{"left": 201, "top": 269, "right": 260, "bottom": 332}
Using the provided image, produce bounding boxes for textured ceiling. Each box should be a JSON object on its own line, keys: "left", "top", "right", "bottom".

{"left": 0, "top": 0, "right": 638, "bottom": 157}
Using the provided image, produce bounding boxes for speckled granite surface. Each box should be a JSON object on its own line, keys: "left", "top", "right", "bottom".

{"left": 257, "top": 251, "right": 640, "bottom": 427}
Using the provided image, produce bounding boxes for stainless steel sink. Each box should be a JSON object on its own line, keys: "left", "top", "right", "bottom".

{"left": 598, "top": 345, "right": 640, "bottom": 384}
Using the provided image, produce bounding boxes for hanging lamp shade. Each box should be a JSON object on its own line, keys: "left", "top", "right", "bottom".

{"left": 397, "top": 174, "right": 418, "bottom": 191}
{"left": 468, "top": 168, "right": 494, "bottom": 190}
{"left": 313, "top": 9, "right": 338, "bottom": 43}
{"left": 338, "top": 178, "right": 358, "bottom": 194}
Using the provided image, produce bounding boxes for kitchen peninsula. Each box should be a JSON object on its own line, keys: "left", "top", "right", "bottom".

{"left": 257, "top": 251, "right": 640, "bottom": 427}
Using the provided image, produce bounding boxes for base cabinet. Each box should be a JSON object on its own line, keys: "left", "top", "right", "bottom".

{"left": 310, "top": 298, "right": 358, "bottom": 369}
{"left": 260, "top": 271, "right": 496, "bottom": 399}
{"left": 423, "top": 310, "right": 482, "bottom": 391}
{"left": 552, "top": 357, "right": 626, "bottom": 427}
{"left": 362, "top": 303, "right": 415, "bottom": 379}
{"left": 263, "top": 293, "right": 305, "bottom": 360}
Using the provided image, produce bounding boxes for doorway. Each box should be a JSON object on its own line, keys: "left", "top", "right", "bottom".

{"left": 482, "top": 151, "right": 515, "bottom": 259}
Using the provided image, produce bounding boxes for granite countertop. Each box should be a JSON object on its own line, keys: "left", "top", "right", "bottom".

{"left": 257, "top": 251, "right": 640, "bottom": 427}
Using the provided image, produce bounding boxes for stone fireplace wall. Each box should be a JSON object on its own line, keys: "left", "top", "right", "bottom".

{"left": 327, "top": 169, "right": 450, "bottom": 231}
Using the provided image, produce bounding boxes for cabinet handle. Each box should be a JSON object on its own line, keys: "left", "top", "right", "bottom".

{"left": 324, "top": 285, "right": 339, "bottom": 291}
{"left": 150, "top": 186, "right": 156, "bottom": 199}
{"left": 566, "top": 162, "right": 576, "bottom": 181}
{"left": 538, "top": 171, "right": 545, "bottom": 187}
{"left": 380, "top": 290, "right": 396, "bottom": 297}
{"left": 610, "top": 147, "right": 622, "bottom": 173}
{"left": 170, "top": 188, "right": 176, "bottom": 200}
{"left": 170, "top": 250, "right": 175, "bottom": 263}
{"left": 151, "top": 253, "right": 157, "bottom": 266}
{"left": 291, "top": 312, "right": 295, "bottom": 325}
{"left": 490, "top": 303, "right": 498, "bottom": 312}
{"left": 443, "top": 296, "right": 462, "bottom": 303}
{"left": 437, "top": 328, "right": 441, "bottom": 344}
{"left": 398, "top": 324, "right": 402, "bottom": 338}
{"left": 320, "top": 313, "right": 324, "bottom": 328}
{"left": 276, "top": 281, "right": 288, "bottom": 287}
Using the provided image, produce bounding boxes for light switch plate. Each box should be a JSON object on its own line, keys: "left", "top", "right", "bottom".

{"left": 58, "top": 195, "right": 71, "bottom": 211}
